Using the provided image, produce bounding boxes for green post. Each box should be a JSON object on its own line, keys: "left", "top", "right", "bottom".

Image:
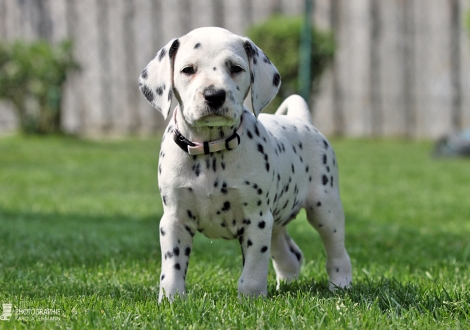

{"left": 298, "top": 0, "right": 313, "bottom": 104}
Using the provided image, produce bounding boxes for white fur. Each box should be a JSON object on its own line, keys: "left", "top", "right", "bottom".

{"left": 139, "top": 27, "right": 352, "bottom": 302}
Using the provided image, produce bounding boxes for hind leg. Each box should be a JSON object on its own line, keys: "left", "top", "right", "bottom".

{"left": 306, "top": 191, "right": 352, "bottom": 290}
{"left": 270, "top": 227, "right": 303, "bottom": 289}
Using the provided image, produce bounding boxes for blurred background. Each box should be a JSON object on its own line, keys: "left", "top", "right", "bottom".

{"left": 0, "top": 0, "right": 469, "bottom": 139}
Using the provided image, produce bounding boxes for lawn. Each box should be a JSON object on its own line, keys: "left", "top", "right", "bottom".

{"left": 0, "top": 136, "right": 469, "bottom": 329}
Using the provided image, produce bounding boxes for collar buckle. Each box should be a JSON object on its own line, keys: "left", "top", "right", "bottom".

{"left": 172, "top": 108, "right": 244, "bottom": 155}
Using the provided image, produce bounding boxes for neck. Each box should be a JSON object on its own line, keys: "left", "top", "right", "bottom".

{"left": 174, "top": 106, "right": 242, "bottom": 143}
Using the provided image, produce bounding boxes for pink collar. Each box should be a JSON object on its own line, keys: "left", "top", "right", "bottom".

{"left": 172, "top": 108, "right": 245, "bottom": 155}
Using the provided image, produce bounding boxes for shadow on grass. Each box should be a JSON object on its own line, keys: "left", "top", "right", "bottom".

{"left": 1, "top": 208, "right": 469, "bottom": 315}
{"left": 0, "top": 209, "right": 161, "bottom": 269}
{"left": 272, "top": 276, "right": 468, "bottom": 318}
{"left": 2, "top": 207, "right": 469, "bottom": 271}
{"left": 289, "top": 211, "right": 470, "bottom": 269}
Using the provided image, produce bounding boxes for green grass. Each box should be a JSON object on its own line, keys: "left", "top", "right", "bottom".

{"left": 0, "top": 136, "right": 469, "bottom": 329}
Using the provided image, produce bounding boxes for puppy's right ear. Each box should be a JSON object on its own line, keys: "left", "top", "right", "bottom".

{"left": 139, "top": 39, "right": 180, "bottom": 120}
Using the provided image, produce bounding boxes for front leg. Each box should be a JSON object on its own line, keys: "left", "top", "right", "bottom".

{"left": 158, "top": 213, "right": 195, "bottom": 302}
{"left": 238, "top": 212, "right": 273, "bottom": 298}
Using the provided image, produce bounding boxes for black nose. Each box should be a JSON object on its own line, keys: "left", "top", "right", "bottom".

{"left": 203, "top": 89, "right": 226, "bottom": 109}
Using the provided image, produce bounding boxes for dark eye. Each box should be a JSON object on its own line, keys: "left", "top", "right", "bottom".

{"left": 230, "top": 65, "right": 244, "bottom": 74}
{"left": 182, "top": 66, "right": 196, "bottom": 75}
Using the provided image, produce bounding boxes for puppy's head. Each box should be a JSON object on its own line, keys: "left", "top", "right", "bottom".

{"left": 139, "top": 27, "right": 281, "bottom": 127}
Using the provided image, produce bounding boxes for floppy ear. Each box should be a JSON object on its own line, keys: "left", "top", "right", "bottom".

{"left": 138, "top": 38, "right": 180, "bottom": 120}
{"left": 242, "top": 38, "right": 281, "bottom": 117}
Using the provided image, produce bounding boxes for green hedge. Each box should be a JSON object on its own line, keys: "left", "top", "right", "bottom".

{"left": 0, "top": 40, "right": 79, "bottom": 134}
{"left": 246, "top": 15, "right": 335, "bottom": 112}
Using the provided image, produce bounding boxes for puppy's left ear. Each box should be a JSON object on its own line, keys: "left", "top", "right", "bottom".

{"left": 138, "top": 38, "right": 180, "bottom": 120}
{"left": 242, "top": 38, "right": 281, "bottom": 117}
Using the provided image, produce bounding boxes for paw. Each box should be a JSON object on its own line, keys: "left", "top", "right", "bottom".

{"left": 158, "top": 280, "right": 186, "bottom": 303}
{"left": 327, "top": 255, "right": 352, "bottom": 291}
{"left": 273, "top": 266, "right": 300, "bottom": 290}
{"left": 238, "top": 277, "right": 267, "bottom": 299}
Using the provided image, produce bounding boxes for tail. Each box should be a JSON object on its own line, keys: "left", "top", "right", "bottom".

{"left": 274, "top": 94, "right": 312, "bottom": 124}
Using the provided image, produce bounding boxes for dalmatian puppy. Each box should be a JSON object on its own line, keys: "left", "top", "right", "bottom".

{"left": 139, "top": 27, "right": 352, "bottom": 302}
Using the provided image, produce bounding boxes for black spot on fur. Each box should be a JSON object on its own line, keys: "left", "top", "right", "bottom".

{"left": 185, "top": 247, "right": 191, "bottom": 256}
{"left": 194, "top": 43, "right": 201, "bottom": 49}
{"left": 174, "top": 263, "right": 181, "bottom": 270}
{"left": 289, "top": 247, "right": 302, "bottom": 261}
{"left": 192, "top": 163, "right": 201, "bottom": 177}
{"left": 222, "top": 201, "right": 231, "bottom": 212}
{"left": 185, "top": 225, "right": 195, "bottom": 237}
{"left": 141, "top": 85, "right": 154, "bottom": 103}
{"left": 258, "top": 221, "right": 266, "bottom": 229}
{"left": 273, "top": 73, "right": 281, "bottom": 87}
{"left": 322, "top": 175, "right": 329, "bottom": 185}
{"left": 221, "top": 182, "right": 228, "bottom": 194}
{"left": 187, "top": 210, "right": 196, "bottom": 220}
{"left": 282, "top": 200, "right": 289, "bottom": 209}
{"left": 260, "top": 246, "right": 268, "bottom": 253}
{"left": 141, "top": 68, "right": 148, "bottom": 79}
{"left": 243, "top": 41, "right": 255, "bottom": 59}
{"left": 158, "top": 48, "right": 166, "bottom": 61}
{"left": 169, "top": 39, "right": 180, "bottom": 59}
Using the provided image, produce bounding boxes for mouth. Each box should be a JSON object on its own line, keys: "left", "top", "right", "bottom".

{"left": 190, "top": 105, "right": 237, "bottom": 127}
{"left": 195, "top": 113, "right": 234, "bottom": 127}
